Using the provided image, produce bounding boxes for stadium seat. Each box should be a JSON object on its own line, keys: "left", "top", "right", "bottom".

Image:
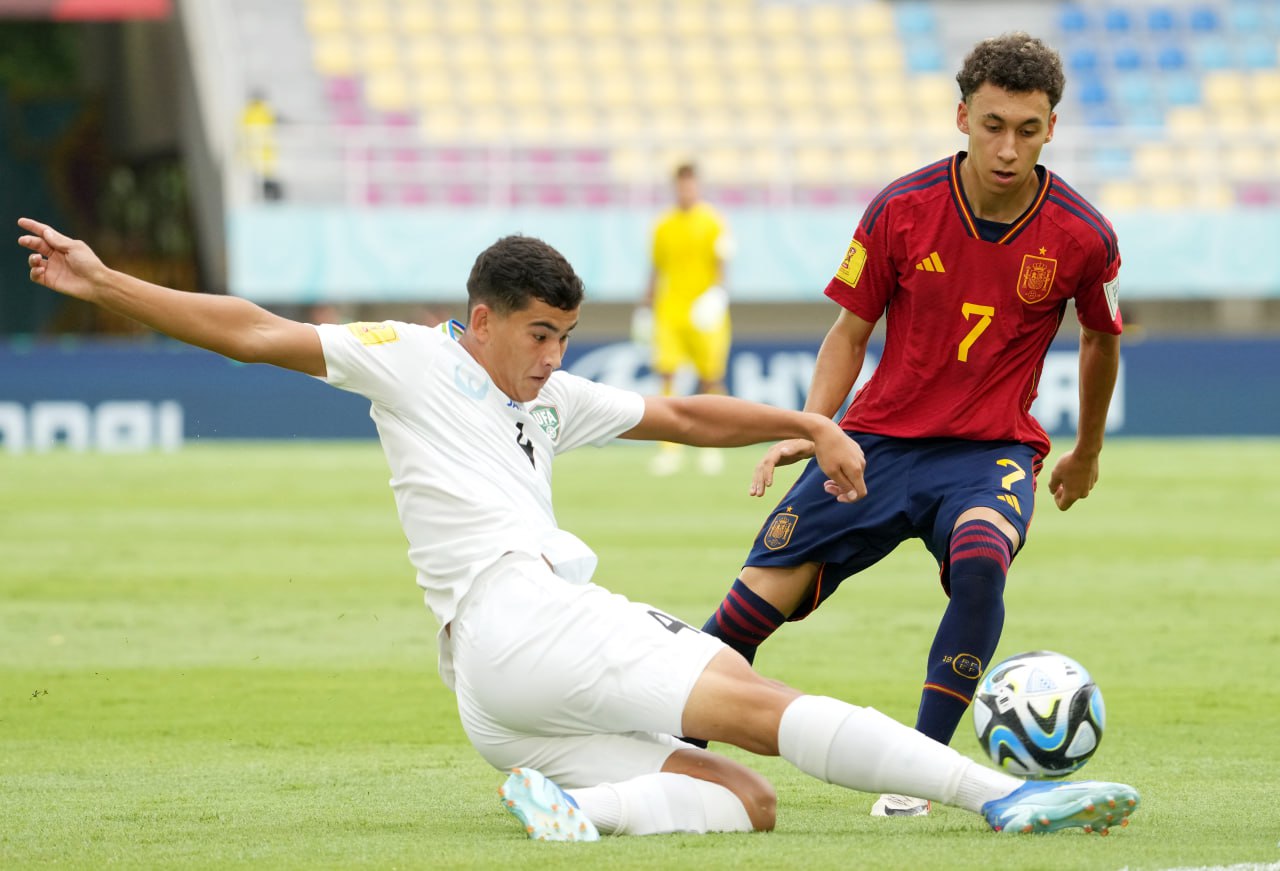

{"left": 1113, "top": 45, "right": 1145, "bottom": 72}
{"left": 1189, "top": 5, "right": 1222, "bottom": 32}
{"left": 1146, "top": 6, "right": 1177, "bottom": 32}
{"left": 1203, "top": 71, "right": 1249, "bottom": 109}
{"left": 1193, "top": 39, "right": 1234, "bottom": 71}
{"left": 1104, "top": 8, "right": 1133, "bottom": 33}
{"left": 1156, "top": 44, "right": 1188, "bottom": 71}
{"left": 895, "top": 1, "right": 937, "bottom": 35}
{"left": 1241, "top": 38, "right": 1278, "bottom": 69}
{"left": 1059, "top": 5, "right": 1089, "bottom": 34}
{"left": 906, "top": 41, "right": 946, "bottom": 73}
{"left": 1069, "top": 47, "right": 1099, "bottom": 74}
{"left": 1162, "top": 71, "right": 1201, "bottom": 104}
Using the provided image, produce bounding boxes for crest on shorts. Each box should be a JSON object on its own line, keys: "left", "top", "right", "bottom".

{"left": 1017, "top": 254, "right": 1057, "bottom": 304}
{"left": 530, "top": 404, "right": 560, "bottom": 441}
{"left": 763, "top": 510, "right": 798, "bottom": 550}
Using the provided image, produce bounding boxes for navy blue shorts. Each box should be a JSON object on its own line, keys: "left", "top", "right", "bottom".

{"left": 745, "top": 432, "right": 1042, "bottom": 619}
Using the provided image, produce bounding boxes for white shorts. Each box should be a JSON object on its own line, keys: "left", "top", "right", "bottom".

{"left": 450, "top": 553, "right": 726, "bottom": 788}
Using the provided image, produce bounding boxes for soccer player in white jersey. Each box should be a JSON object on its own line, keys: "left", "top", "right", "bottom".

{"left": 18, "top": 217, "right": 1139, "bottom": 841}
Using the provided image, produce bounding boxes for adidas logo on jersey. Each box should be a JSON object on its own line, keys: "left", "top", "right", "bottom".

{"left": 915, "top": 252, "right": 945, "bottom": 273}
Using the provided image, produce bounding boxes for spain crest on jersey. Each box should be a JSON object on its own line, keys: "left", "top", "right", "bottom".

{"left": 1017, "top": 254, "right": 1057, "bottom": 304}
{"left": 763, "top": 510, "right": 798, "bottom": 550}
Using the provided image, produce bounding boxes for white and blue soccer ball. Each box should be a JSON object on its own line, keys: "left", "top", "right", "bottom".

{"left": 972, "top": 650, "right": 1106, "bottom": 778}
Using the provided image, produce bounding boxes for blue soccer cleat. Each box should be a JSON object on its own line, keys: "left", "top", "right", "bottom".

{"left": 981, "top": 780, "right": 1140, "bottom": 835}
{"left": 499, "top": 768, "right": 600, "bottom": 842}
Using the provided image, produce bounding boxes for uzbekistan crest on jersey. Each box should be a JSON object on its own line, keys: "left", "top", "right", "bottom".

{"left": 529, "top": 404, "right": 561, "bottom": 441}
{"left": 347, "top": 321, "right": 399, "bottom": 345}
{"left": 835, "top": 237, "right": 868, "bottom": 288}
{"left": 1016, "top": 252, "right": 1058, "bottom": 304}
{"left": 762, "top": 509, "right": 798, "bottom": 550}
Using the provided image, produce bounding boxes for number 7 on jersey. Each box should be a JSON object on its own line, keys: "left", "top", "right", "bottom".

{"left": 958, "top": 302, "right": 995, "bottom": 362}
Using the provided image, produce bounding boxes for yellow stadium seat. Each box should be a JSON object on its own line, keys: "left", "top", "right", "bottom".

{"left": 1226, "top": 144, "right": 1270, "bottom": 180}
{"left": 1147, "top": 181, "right": 1190, "bottom": 209}
{"left": 511, "top": 108, "right": 555, "bottom": 140}
{"left": 758, "top": 4, "right": 802, "bottom": 37}
{"left": 405, "top": 38, "right": 448, "bottom": 74}
{"left": 458, "top": 75, "right": 501, "bottom": 107}
{"left": 608, "top": 147, "right": 653, "bottom": 184}
{"left": 1191, "top": 181, "right": 1235, "bottom": 209}
{"left": 911, "top": 73, "right": 958, "bottom": 111}
{"left": 813, "top": 44, "right": 856, "bottom": 78}
{"left": 837, "top": 147, "right": 883, "bottom": 185}
{"left": 685, "top": 76, "right": 727, "bottom": 110}
{"left": 743, "top": 145, "right": 784, "bottom": 182}
{"left": 350, "top": 0, "right": 392, "bottom": 34}
{"left": 490, "top": 4, "right": 528, "bottom": 37}
{"left": 441, "top": 4, "right": 482, "bottom": 36}
{"left": 1134, "top": 143, "right": 1177, "bottom": 178}
{"left": 358, "top": 34, "right": 399, "bottom": 71}
{"left": 312, "top": 35, "right": 354, "bottom": 75}
{"left": 463, "top": 110, "right": 509, "bottom": 142}
{"left": 671, "top": 4, "right": 712, "bottom": 38}
{"left": 851, "top": 1, "right": 895, "bottom": 37}
{"left": 414, "top": 74, "right": 455, "bottom": 108}
{"left": 1212, "top": 107, "right": 1252, "bottom": 134}
{"left": 1098, "top": 181, "right": 1142, "bottom": 211}
{"left": 619, "top": 4, "right": 663, "bottom": 39}
{"left": 860, "top": 41, "right": 905, "bottom": 74}
{"left": 699, "top": 145, "right": 746, "bottom": 183}
{"left": 420, "top": 109, "right": 463, "bottom": 141}
{"left": 717, "top": 5, "right": 755, "bottom": 40}
{"left": 691, "top": 110, "right": 736, "bottom": 141}
{"left": 531, "top": 4, "right": 574, "bottom": 38}
{"left": 557, "top": 110, "right": 601, "bottom": 144}
{"left": 305, "top": 0, "right": 344, "bottom": 34}
{"left": 807, "top": 4, "right": 853, "bottom": 37}
{"left": 365, "top": 72, "right": 409, "bottom": 111}
{"left": 549, "top": 75, "right": 593, "bottom": 111}
{"left": 1165, "top": 107, "right": 1207, "bottom": 136}
{"left": 1202, "top": 71, "right": 1248, "bottom": 109}
{"left": 579, "top": 5, "right": 621, "bottom": 38}
{"left": 792, "top": 145, "right": 839, "bottom": 183}
{"left": 398, "top": 3, "right": 434, "bottom": 36}
{"left": 1250, "top": 70, "right": 1280, "bottom": 104}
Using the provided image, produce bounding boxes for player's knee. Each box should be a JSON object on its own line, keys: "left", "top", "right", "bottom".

{"left": 732, "top": 768, "right": 777, "bottom": 831}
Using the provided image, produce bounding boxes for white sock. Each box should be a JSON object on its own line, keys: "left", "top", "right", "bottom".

{"left": 777, "top": 695, "right": 1022, "bottom": 812}
{"left": 568, "top": 773, "right": 753, "bottom": 836}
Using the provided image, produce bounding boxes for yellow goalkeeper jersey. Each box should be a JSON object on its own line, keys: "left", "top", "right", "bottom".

{"left": 651, "top": 203, "right": 726, "bottom": 320}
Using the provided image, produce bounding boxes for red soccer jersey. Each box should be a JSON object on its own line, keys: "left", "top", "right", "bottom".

{"left": 826, "top": 153, "right": 1122, "bottom": 458}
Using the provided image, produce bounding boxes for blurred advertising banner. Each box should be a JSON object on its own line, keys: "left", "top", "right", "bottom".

{"left": 0, "top": 0, "right": 169, "bottom": 19}
{"left": 1, "top": 337, "right": 1277, "bottom": 452}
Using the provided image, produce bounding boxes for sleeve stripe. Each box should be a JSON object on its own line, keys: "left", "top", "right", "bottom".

{"left": 1047, "top": 193, "right": 1119, "bottom": 264}
{"left": 860, "top": 160, "right": 951, "bottom": 234}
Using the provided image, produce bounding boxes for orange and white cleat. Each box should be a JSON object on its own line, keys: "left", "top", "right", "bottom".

{"left": 498, "top": 767, "right": 600, "bottom": 842}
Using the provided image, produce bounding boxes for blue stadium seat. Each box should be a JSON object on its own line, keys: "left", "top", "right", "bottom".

{"left": 1093, "top": 146, "right": 1133, "bottom": 178}
{"left": 906, "top": 42, "right": 945, "bottom": 72}
{"left": 1147, "top": 7, "right": 1177, "bottom": 32}
{"left": 1115, "top": 72, "right": 1156, "bottom": 107}
{"left": 895, "top": 2, "right": 936, "bottom": 36}
{"left": 1193, "top": 38, "right": 1233, "bottom": 70}
{"left": 1161, "top": 72, "right": 1201, "bottom": 105}
{"left": 1069, "top": 46, "right": 1099, "bottom": 73}
{"left": 1077, "top": 77, "right": 1110, "bottom": 106}
{"left": 1227, "top": 2, "right": 1264, "bottom": 33}
{"left": 1241, "top": 37, "right": 1278, "bottom": 69}
{"left": 1059, "top": 5, "right": 1089, "bottom": 34}
{"left": 1113, "top": 44, "right": 1144, "bottom": 71}
{"left": 1104, "top": 8, "right": 1133, "bottom": 33}
{"left": 1083, "top": 104, "right": 1122, "bottom": 126}
{"left": 1156, "top": 44, "right": 1188, "bottom": 70}
{"left": 1189, "top": 5, "right": 1222, "bottom": 32}
{"left": 1125, "top": 102, "right": 1165, "bottom": 126}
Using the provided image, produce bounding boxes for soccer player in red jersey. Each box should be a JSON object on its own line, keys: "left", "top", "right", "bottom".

{"left": 698, "top": 33, "right": 1123, "bottom": 818}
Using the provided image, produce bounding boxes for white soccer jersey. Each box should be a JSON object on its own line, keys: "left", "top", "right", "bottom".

{"left": 314, "top": 319, "right": 645, "bottom": 665}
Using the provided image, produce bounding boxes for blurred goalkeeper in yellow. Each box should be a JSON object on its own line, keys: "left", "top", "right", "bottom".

{"left": 637, "top": 162, "right": 733, "bottom": 476}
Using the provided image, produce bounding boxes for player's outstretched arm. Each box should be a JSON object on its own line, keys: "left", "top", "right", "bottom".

{"left": 622, "top": 394, "right": 867, "bottom": 501}
{"left": 1048, "top": 326, "right": 1120, "bottom": 510}
{"left": 749, "top": 308, "right": 875, "bottom": 496}
{"left": 17, "top": 217, "right": 325, "bottom": 376}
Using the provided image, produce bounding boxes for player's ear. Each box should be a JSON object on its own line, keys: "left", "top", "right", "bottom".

{"left": 956, "top": 99, "right": 970, "bottom": 134}
{"left": 1044, "top": 111, "right": 1057, "bottom": 143}
{"left": 468, "top": 303, "right": 491, "bottom": 340}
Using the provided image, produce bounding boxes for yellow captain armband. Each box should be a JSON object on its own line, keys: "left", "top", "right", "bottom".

{"left": 346, "top": 321, "right": 399, "bottom": 346}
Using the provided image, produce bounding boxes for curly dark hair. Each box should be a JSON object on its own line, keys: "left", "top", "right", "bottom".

{"left": 956, "top": 32, "right": 1066, "bottom": 108}
{"left": 466, "top": 235, "right": 585, "bottom": 315}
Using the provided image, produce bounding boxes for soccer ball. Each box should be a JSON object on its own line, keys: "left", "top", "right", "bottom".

{"left": 972, "top": 650, "right": 1106, "bottom": 778}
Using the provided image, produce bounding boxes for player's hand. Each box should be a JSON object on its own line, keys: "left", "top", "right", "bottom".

{"left": 1048, "top": 448, "right": 1100, "bottom": 510}
{"left": 810, "top": 426, "right": 866, "bottom": 504}
{"left": 17, "top": 217, "right": 108, "bottom": 302}
{"left": 749, "top": 438, "right": 815, "bottom": 496}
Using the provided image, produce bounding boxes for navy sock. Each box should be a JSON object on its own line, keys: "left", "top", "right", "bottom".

{"left": 700, "top": 577, "right": 786, "bottom": 666}
{"left": 916, "top": 519, "right": 1011, "bottom": 744}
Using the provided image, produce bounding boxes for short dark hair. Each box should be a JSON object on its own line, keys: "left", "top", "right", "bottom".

{"left": 466, "top": 235, "right": 584, "bottom": 316}
{"left": 674, "top": 162, "right": 697, "bottom": 180}
{"left": 957, "top": 32, "right": 1065, "bottom": 109}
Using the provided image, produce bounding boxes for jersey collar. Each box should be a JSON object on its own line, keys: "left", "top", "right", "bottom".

{"left": 948, "top": 152, "right": 1052, "bottom": 245}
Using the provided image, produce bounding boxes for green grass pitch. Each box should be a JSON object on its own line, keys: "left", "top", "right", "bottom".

{"left": 2, "top": 439, "right": 1278, "bottom": 869}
